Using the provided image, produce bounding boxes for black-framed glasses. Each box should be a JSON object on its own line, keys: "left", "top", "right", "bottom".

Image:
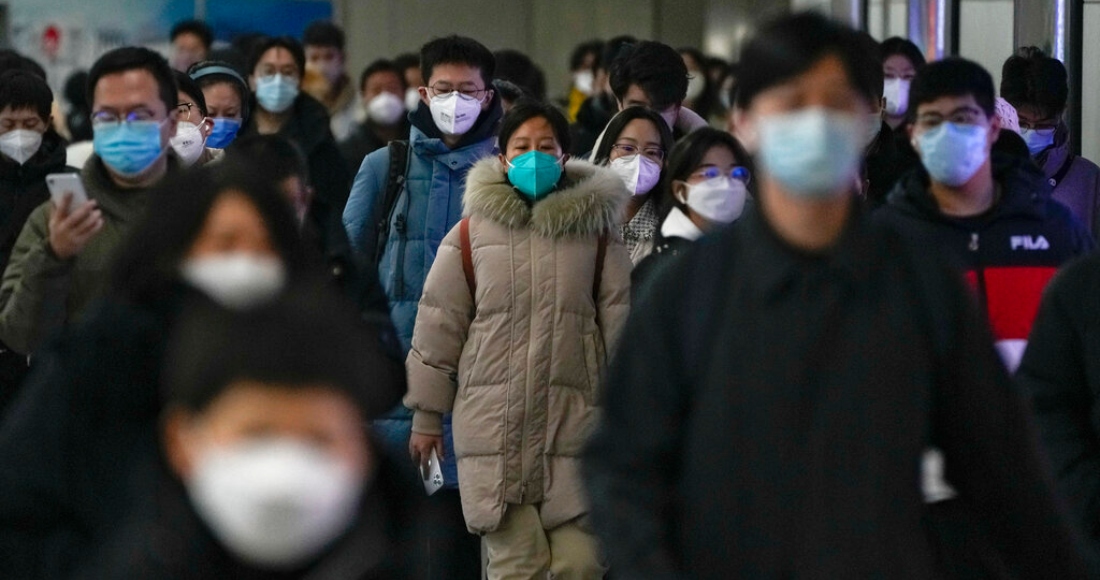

{"left": 175, "top": 102, "right": 197, "bottom": 122}
{"left": 427, "top": 83, "right": 490, "bottom": 101}
{"left": 691, "top": 165, "right": 751, "bottom": 184}
{"left": 611, "top": 143, "right": 665, "bottom": 162}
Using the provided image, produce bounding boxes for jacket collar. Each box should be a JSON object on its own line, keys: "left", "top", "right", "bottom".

{"left": 408, "top": 91, "right": 503, "bottom": 152}
{"left": 463, "top": 157, "right": 628, "bottom": 239}
{"left": 241, "top": 92, "right": 333, "bottom": 153}
{"left": 82, "top": 153, "right": 179, "bottom": 223}
{"left": 660, "top": 206, "right": 703, "bottom": 242}
{"left": 1036, "top": 121, "right": 1071, "bottom": 178}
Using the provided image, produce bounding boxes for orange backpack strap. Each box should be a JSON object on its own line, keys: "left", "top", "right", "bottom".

{"left": 593, "top": 230, "right": 607, "bottom": 305}
{"left": 460, "top": 217, "right": 476, "bottom": 297}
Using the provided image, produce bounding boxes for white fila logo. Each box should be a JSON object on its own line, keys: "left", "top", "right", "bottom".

{"left": 1010, "top": 235, "right": 1050, "bottom": 250}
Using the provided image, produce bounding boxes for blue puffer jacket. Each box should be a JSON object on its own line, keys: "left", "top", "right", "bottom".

{"left": 343, "top": 97, "right": 502, "bottom": 485}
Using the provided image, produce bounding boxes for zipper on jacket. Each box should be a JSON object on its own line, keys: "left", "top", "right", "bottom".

{"left": 394, "top": 213, "right": 407, "bottom": 296}
{"left": 968, "top": 232, "right": 979, "bottom": 252}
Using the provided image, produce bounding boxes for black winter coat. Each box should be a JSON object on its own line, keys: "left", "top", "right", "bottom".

{"left": 583, "top": 206, "right": 1088, "bottom": 579}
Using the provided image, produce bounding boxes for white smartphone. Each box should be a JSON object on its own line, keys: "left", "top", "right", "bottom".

{"left": 420, "top": 448, "right": 444, "bottom": 496}
{"left": 45, "top": 173, "right": 89, "bottom": 208}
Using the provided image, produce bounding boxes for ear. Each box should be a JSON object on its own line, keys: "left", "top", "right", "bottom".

{"left": 732, "top": 108, "right": 756, "bottom": 151}
{"left": 248, "top": 75, "right": 257, "bottom": 92}
{"left": 560, "top": 153, "right": 570, "bottom": 165}
{"left": 162, "top": 408, "right": 198, "bottom": 480}
{"left": 418, "top": 86, "right": 431, "bottom": 106}
{"left": 199, "top": 117, "right": 214, "bottom": 139}
{"left": 481, "top": 89, "right": 495, "bottom": 110}
{"left": 497, "top": 152, "right": 508, "bottom": 169}
{"left": 987, "top": 114, "right": 1002, "bottom": 149}
{"left": 907, "top": 123, "right": 917, "bottom": 150}
{"left": 672, "top": 180, "right": 688, "bottom": 204}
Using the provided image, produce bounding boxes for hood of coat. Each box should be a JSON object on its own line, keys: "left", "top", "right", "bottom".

{"left": 463, "top": 157, "right": 628, "bottom": 239}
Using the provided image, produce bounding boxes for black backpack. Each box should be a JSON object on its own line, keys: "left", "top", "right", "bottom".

{"left": 364, "top": 140, "right": 410, "bottom": 265}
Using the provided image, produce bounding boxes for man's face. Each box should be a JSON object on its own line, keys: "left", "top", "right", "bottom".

{"left": 250, "top": 47, "right": 301, "bottom": 89}
{"left": 92, "top": 69, "right": 177, "bottom": 177}
{"left": 618, "top": 83, "right": 679, "bottom": 130}
{"left": 362, "top": 70, "right": 404, "bottom": 102}
{"left": 909, "top": 94, "right": 999, "bottom": 152}
{"left": 172, "top": 33, "right": 207, "bottom": 72}
{"left": 305, "top": 45, "right": 344, "bottom": 84}
{"left": 419, "top": 63, "right": 493, "bottom": 114}
{"left": 0, "top": 106, "right": 48, "bottom": 135}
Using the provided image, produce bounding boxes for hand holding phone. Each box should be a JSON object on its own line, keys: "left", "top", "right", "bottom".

{"left": 44, "top": 174, "right": 103, "bottom": 259}
{"left": 420, "top": 448, "right": 444, "bottom": 496}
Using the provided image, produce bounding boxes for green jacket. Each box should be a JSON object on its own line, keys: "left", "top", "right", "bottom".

{"left": 0, "top": 155, "right": 172, "bottom": 354}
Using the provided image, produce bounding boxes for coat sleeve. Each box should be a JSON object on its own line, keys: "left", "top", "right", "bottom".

{"left": 342, "top": 146, "right": 390, "bottom": 257}
{"left": 1017, "top": 262, "right": 1100, "bottom": 547}
{"left": 930, "top": 258, "right": 1092, "bottom": 578}
{"left": 403, "top": 221, "right": 473, "bottom": 437}
{"left": 596, "top": 233, "right": 632, "bottom": 360}
{"left": 0, "top": 204, "right": 73, "bottom": 354}
{"left": 583, "top": 256, "right": 691, "bottom": 579}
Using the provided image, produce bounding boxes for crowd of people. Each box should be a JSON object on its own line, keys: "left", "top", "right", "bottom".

{"left": 0, "top": 8, "right": 1098, "bottom": 579}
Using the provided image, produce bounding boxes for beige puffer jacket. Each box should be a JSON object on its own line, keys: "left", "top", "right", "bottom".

{"left": 405, "top": 157, "right": 632, "bottom": 533}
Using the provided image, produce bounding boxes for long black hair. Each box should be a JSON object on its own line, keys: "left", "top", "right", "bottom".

{"left": 664, "top": 127, "right": 754, "bottom": 211}
{"left": 592, "top": 106, "right": 676, "bottom": 213}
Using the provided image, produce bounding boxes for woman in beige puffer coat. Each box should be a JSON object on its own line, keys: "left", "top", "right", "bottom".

{"left": 405, "top": 100, "right": 632, "bottom": 579}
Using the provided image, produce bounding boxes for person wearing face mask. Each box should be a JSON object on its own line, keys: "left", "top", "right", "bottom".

{"left": 875, "top": 57, "right": 1093, "bottom": 373}
{"left": 171, "top": 70, "right": 221, "bottom": 168}
{"left": 188, "top": 60, "right": 250, "bottom": 151}
{"left": 568, "top": 35, "right": 635, "bottom": 157}
{"left": 590, "top": 106, "right": 674, "bottom": 264}
{"left": 394, "top": 52, "right": 423, "bottom": 114}
{"left": 339, "top": 59, "right": 411, "bottom": 176}
{"left": 0, "top": 69, "right": 78, "bottom": 407}
{"left": 880, "top": 36, "right": 925, "bottom": 132}
{"left": 584, "top": 13, "right": 1090, "bottom": 579}
{"left": 0, "top": 47, "right": 182, "bottom": 357}
{"left": 859, "top": 34, "right": 917, "bottom": 208}
{"left": 679, "top": 47, "right": 722, "bottom": 126}
{"left": 169, "top": 20, "right": 212, "bottom": 73}
{"left": 608, "top": 41, "right": 709, "bottom": 141}
{"left": 565, "top": 40, "right": 603, "bottom": 123}
{"left": 1001, "top": 47, "right": 1100, "bottom": 239}
{"left": 406, "top": 99, "right": 631, "bottom": 579}
{"left": 632, "top": 128, "right": 752, "bottom": 290}
{"left": 302, "top": 20, "right": 359, "bottom": 143}
{"left": 240, "top": 36, "right": 351, "bottom": 262}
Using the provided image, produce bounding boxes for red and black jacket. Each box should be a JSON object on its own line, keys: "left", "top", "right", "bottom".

{"left": 874, "top": 154, "right": 1095, "bottom": 370}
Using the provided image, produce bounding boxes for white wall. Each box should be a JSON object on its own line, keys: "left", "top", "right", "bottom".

{"left": 957, "top": 0, "right": 1015, "bottom": 93}
{"left": 1084, "top": 2, "right": 1100, "bottom": 163}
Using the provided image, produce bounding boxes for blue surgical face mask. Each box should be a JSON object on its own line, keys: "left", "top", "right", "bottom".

{"left": 206, "top": 118, "right": 242, "bottom": 149}
{"left": 507, "top": 151, "right": 563, "bottom": 200}
{"left": 255, "top": 74, "right": 299, "bottom": 114}
{"left": 1020, "top": 127, "right": 1056, "bottom": 157}
{"left": 93, "top": 120, "right": 166, "bottom": 177}
{"left": 915, "top": 122, "right": 989, "bottom": 187}
{"left": 756, "top": 107, "right": 863, "bottom": 199}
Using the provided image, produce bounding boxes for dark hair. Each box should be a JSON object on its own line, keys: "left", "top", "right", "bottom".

{"left": 678, "top": 47, "right": 720, "bottom": 119}
{"left": 0, "top": 51, "right": 46, "bottom": 82}
{"left": 420, "top": 35, "right": 495, "bottom": 88}
{"left": 858, "top": 33, "right": 885, "bottom": 101}
{"left": 224, "top": 134, "right": 310, "bottom": 186}
{"left": 247, "top": 36, "right": 306, "bottom": 78}
{"left": 1000, "top": 46, "right": 1068, "bottom": 119}
{"left": 163, "top": 281, "right": 403, "bottom": 420}
{"left": 0, "top": 70, "right": 53, "bottom": 120}
{"left": 358, "top": 59, "right": 404, "bottom": 93}
{"left": 111, "top": 166, "right": 308, "bottom": 305}
{"left": 736, "top": 12, "right": 877, "bottom": 110}
{"left": 609, "top": 41, "right": 688, "bottom": 111}
{"left": 87, "top": 46, "right": 178, "bottom": 114}
{"left": 302, "top": 20, "right": 345, "bottom": 52}
{"left": 393, "top": 52, "right": 421, "bottom": 80}
{"left": 909, "top": 57, "right": 996, "bottom": 119}
{"left": 880, "top": 36, "right": 926, "bottom": 69}
{"left": 591, "top": 106, "right": 675, "bottom": 166}
{"left": 170, "top": 20, "right": 214, "bottom": 49}
{"left": 63, "top": 70, "right": 93, "bottom": 141}
{"left": 172, "top": 69, "right": 207, "bottom": 117}
{"left": 188, "top": 60, "right": 251, "bottom": 121}
{"left": 570, "top": 40, "right": 604, "bottom": 71}
{"left": 992, "top": 128, "right": 1031, "bottom": 160}
{"left": 664, "top": 127, "right": 755, "bottom": 209}
{"left": 492, "top": 79, "right": 526, "bottom": 105}
{"left": 494, "top": 49, "right": 547, "bottom": 101}
{"left": 498, "top": 98, "right": 571, "bottom": 154}
{"left": 598, "top": 35, "right": 637, "bottom": 73}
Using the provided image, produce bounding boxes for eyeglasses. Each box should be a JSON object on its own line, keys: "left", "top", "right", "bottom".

{"left": 691, "top": 165, "right": 751, "bottom": 184}
{"left": 90, "top": 109, "right": 162, "bottom": 127}
{"left": 611, "top": 143, "right": 665, "bottom": 162}
{"left": 175, "top": 102, "right": 198, "bottom": 122}
{"left": 427, "top": 83, "right": 490, "bottom": 101}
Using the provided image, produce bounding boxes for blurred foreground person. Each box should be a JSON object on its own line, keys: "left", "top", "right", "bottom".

{"left": 77, "top": 283, "right": 410, "bottom": 579}
{"left": 583, "top": 12, "right": 1089, "bottom": 579}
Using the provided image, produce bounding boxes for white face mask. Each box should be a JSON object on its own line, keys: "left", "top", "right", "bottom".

{"left": 883, "top": 78, "right": 910, "bottom": 117}
{"left": 170, "top": 121, "right": 207, "bottom": 167}
{"left": 180, "top": 253, "right": 286, "bottom": 309}
{"left": 0, "top": 129, "right": 43, "bottom": 165}
{"left": 366, "top": 91, "right": 405, "bottom": 126}
{"left": 404, "top": 87, "right": 422, "bottom": 112}
{"left": 679, "top": 176, "right": 747, "bottom": 224}
{"left": 429, "top": 91, "right": 482, "bottom": 136}
{"left": 685, "top": 74, "right": 705, "bottom": 102}
{"left": 186, "top": 438, "right": 363, "bottom": 569}
{"left": 573, "top": 70, "right": 595, "bottom": 95}
{"left": 609, "top": 154, "right": 662, "bottom": 196}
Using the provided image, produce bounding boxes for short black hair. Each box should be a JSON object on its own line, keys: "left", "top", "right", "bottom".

{"left": 570, "top": 40, "right": 604, "bottom": 71}
{"left": 598, "top": 35, "right": 637, "bottom": 73}
{"left": 492, "top": 79, "right": 526, "bottom": 105}
{"left": 591, "top": 106, "right": 675, "bottom": 167}
{"left": 0, "top": 69, "right": 53, "bottom": 120}
{"left": 678, "top": 46, "right": 720, "bottom": 119}
{"left": 419, "top": 35, "right": 495, "bottom": 88}
{"left": 393, "top": 52, "right": 420, "bottom": 73}
{"left": 992, "top": 128, "right": 1030, "bottom": 160}
{"left": 358, "top": 59, "right": 404, "bottom": 94}
{"left": 494, "top": 49, "right": 547, "bottom": 101}
{"left": 188, "top": 60, "right": 251, "bottom": 121}
{"left": 247, "top": 36, "right": 306, "bottom": 78}
{"left": 163, "top": 280, "right": 404, "bottom": 421}
{"left": 735, "top": 12, "right": 877, "bottom": 111}
{"left": 87, "top": 46, "right": 178, "bottom": 114}
{"left": 609, "top": 41, "right": 688, "bottom": 111}
{"left": 173, "top": 69, "right": 207, "bottom": 117}
{"left": 1000, "top": 46, "right": 1068, "bottom": 119}
{"left": 302, "top": 20, "right": 345, "bottom": 52}
{"left": 170, "top": 20, "right": 214, "bottom": 49}
{"left": 858, "top": 32, "right": 885, "bottom": 101}
{"left": 880, "top": 36, "right": 926, "bottom": 69}
{"left": 497, "top": 98, "right": 571, "bottom": 154}
{"left": 225, "top": 134, "right": 310, "bottom": 187}
{"left": 664, "top": 127, "right": 755, "bottom": 209}
{"left": 909, "top": 57, "right": 996, "bottom": 119}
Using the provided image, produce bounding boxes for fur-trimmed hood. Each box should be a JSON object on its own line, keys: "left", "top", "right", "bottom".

{"left": 463, "top": 157, "right": 629, "bottom": 238}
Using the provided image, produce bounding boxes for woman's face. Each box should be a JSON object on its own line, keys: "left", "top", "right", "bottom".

{"left": 186, "top": 191, "right": 278, "bottom": 260}
{"left": 679, "top": 145, "right": 739, "bottom": 192}
{"left": 883, "top": 54, "right": 917, "bottom": 82}
{"left": 203, "top": 82, "right": 244, "bottom": 120}
{"left": 503, "top": 116, "right": 562, "bottom": 162}
{"left": 608, "top": 118, "right": 665, "bottom": 165}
